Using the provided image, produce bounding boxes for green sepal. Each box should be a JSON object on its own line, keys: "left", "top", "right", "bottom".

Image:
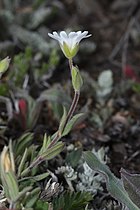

{"left": 61, "top": 42, "right": 79, "bottom": 59}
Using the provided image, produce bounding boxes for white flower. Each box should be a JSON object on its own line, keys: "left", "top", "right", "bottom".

{"left": 48, "top": 31, "right": 91, "bottom": 58}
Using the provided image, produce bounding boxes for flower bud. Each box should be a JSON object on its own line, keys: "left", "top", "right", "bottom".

{"left": 71, "top": 66, "right": 83, "bottom": 91}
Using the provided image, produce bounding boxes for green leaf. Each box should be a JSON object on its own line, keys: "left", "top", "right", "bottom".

{"left": 66, "top": 148, "right": 82, "bottom": 168}
{"left": 41, "top": 141, "right": 64, "bottom": 160}
{"left": 84, "top": 151, "right": 139, "bottom": 210}
{"left": 5, "top": 171, "right": 19, "bottom": 201}
{"left": 26, "top": 194, "right": 39, "bottom": 208}
{"left": 14, "top": 132, "right": 33, "bottom": 157}
{"left": 39, "top": 134, "right": 51, "bottom": 155}
{"left": 10, "top": 47, "right": 32, "bottom": 87}
{"left": 33, "top": 172, "right": 49, "bottom": 181}
{"left": 98, "top": 70, "right": 113, "bottom": 88}
{"left": 26, "top": 96, "right": 42, "bottom": 129}
{"left": 121, "top": 168, "right": 140, "bottom": 208}
{"left": 34, "top": 200, "right": 50, "bottom": 210}
{"left": 21, "top": 142, "right": 64, "bottom": 177}
{"left": 58, "top": 106, "right": 67, "bottom": 135}
{"left": 9, "top": 140, "right": 15, "bottom": 173}
{"left": 14, "top": 186, "right": 33, "bottom": 203}
{"left": 23, "top": 187, "right": 40, "bottom": 208}
{"left": 62, "top": 113, "right": 85, "bottom": 137}
{"left": 0, "top": 56, "right": 10, "bottom": 74}
{"left": 132, "top": 83, "right": 140, "bottom": 93}
{"left": 53, "top": 191, "right": 92, "bottom": 210}
{"left": 18, "top": 148, "right": 28, "bottom": 177}
{"left": 0, "top": 83, "right": 9, "bottom": 96}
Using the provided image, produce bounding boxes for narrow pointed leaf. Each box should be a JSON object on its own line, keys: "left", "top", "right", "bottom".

{"left": 5, "top": 171, "right": 19, "bottom": 201}
{"left": 41, "top": 141, "right": 64, "bottom": 160}
{"left": 14, "top": 186, "right": 33, "bottom": 203}
{"left": 9, "top": 140, "right": 15, "bottom": 173}
{"left": 33, "top": 172, "right": 49, "bottom": 181}
{"left": 59, "top": 106, "right": 67, "bottom": 135}
{"left": 39, "top": 134, "right": 51, "bottom": 155}
{"left": 14, "top": 133, "right": 33, "bottom": 157}
{"left": 62, "top": 113, "right": 85, "bottom": 137}
{"left": 18, "top": 148, "right": 28, "bottom": 177}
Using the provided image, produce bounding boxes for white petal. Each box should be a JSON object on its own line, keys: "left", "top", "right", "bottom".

{"left": 76, "top": 31, "right": 91, "bottom": 43}
{"left": 48, "top": 31, "right": 92, "bottom": 52}
{"left": 48, "top": 32, "right": 60, "bottom": 41}
{"left": 82, "top": 31, "right": 92, "bottom": 38}
{"left": 82, "top": 31, "right": 88, "bottom": 36}
{"left": 76, "top": 31, "right": 82, "bottom": 35}
{"left": 59, "top": 31, "right": 69, "bottom": 45}
{"left": 68, "top": 32, "right": 77, "bottom": 48}
{"left": 48, "top": 33, "right": 55, "bottom": 38}
{"left": 52, "top": 32, "right": 60, "bottom": 38}
{"left": 60, "top": 31, "right": 68, "bottom": 39}
{"left": 60, "top": 31, "right": 75, "bottom": 48}
{"left": 69, "top": 32, "right": 77, "bottom": 38}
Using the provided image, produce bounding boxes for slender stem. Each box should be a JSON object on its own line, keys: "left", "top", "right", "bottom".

{"left": 48, "top": 58, "right": 79, "bottom": 147}
{"left": 69, "top": 58, "right": 73, "bottom": 71}
{"left": 64, "top": 90, "right": 80, "bottom": 126}
{"left": 22, "top": 58, "right": 80, "bottom": 174}
{"left": 48, "top": 90, "right": 80, "bottom": 149}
